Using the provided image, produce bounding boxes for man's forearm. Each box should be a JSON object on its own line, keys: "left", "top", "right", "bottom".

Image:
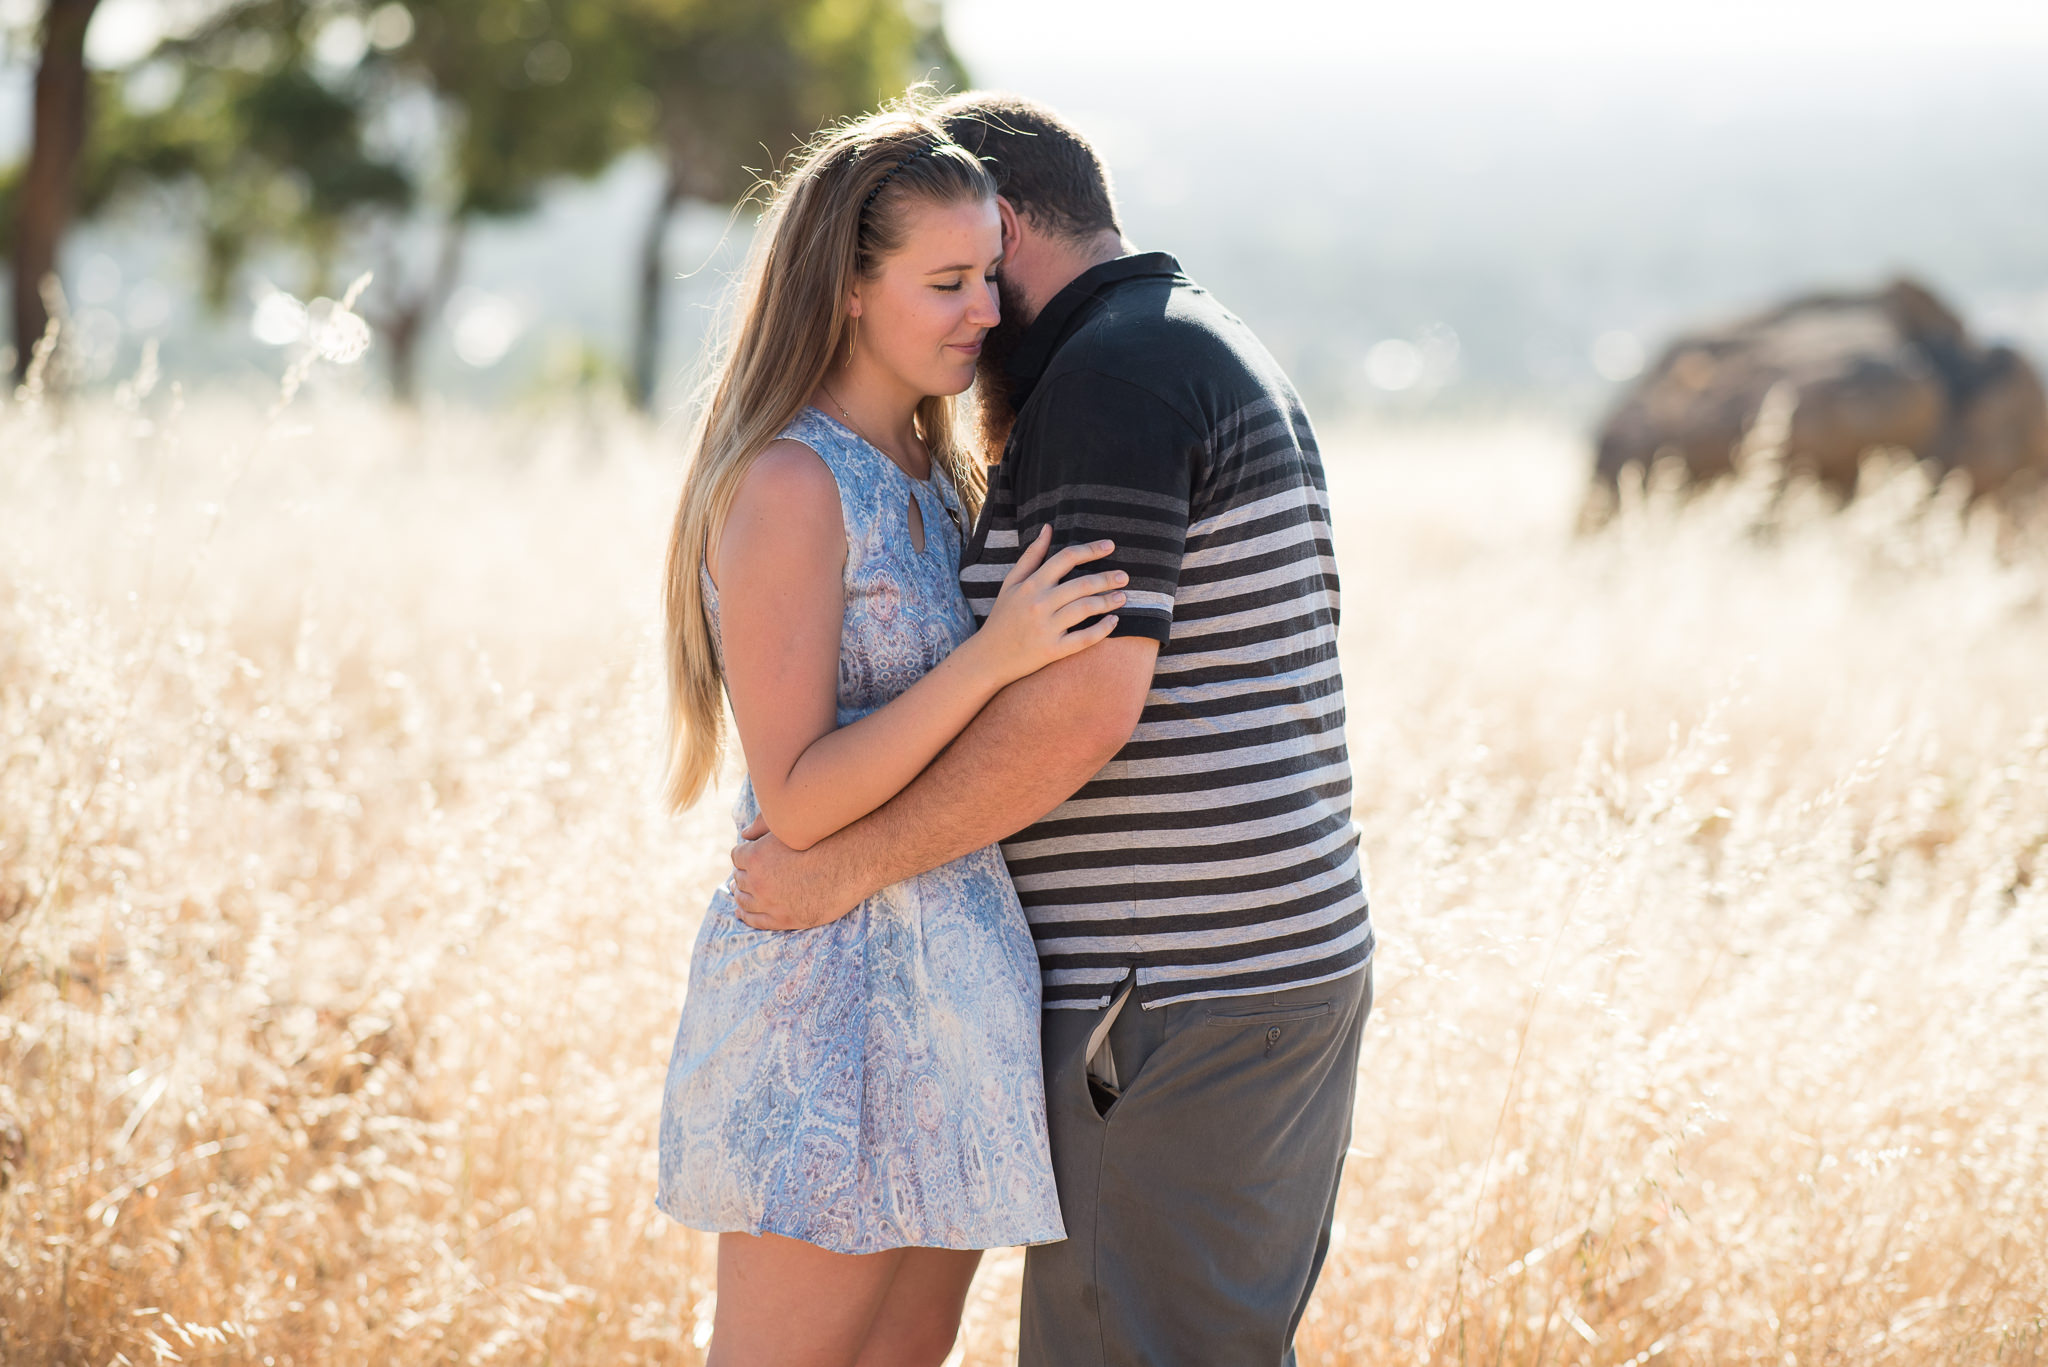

{"left": 821, "top": 637, "right": 1155, "bottom": 902}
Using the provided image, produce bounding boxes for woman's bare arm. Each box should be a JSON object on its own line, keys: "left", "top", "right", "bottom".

{"left": 712, "top": 440, "right": 1123, "bottom": 850}
{"left": 727, "top": 636, "right": 1158, "bottom": 930}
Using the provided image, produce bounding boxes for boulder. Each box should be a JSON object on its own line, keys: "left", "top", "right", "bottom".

{"left": 1590, "top": 278, "right": 2048, "bottom": 514}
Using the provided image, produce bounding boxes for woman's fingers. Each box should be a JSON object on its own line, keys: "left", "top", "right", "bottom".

{"left": 1045, "top": 568, "right": 1129, "bottom": 608}
{"left": 1053, "top": 613, "right": 1119, "bottom": 656}
{"left": 1030, "top": 537, "right": 1115, "bottom": 585}
{"left": 985, "top": 530, "right": 1127, "bottom": 666}
{"left": 999, "top": 524, "right": 1053, "bottom": 589}
{"left": 1052, "top": 593, "right": 1130, "bottom": 630}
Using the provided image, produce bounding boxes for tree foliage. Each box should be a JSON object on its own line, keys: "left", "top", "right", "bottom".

{"left": 613, "top": 0, "right": 960, "bottom": 198}
{"left": 3, "top": 0, "right": 961, "bottom": 398}
{"left": 78, "top": 29, "right": 411, "bottom": 307}
{"left": 608, "top": 0, "right": 964, "bottom": 406}
{"left": 77, "top": 1, "right": 651, "bottom": 272}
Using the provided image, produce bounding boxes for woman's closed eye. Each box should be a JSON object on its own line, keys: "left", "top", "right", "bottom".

{"left": 932, "top": 271, "right": 1001, "bottom": 293}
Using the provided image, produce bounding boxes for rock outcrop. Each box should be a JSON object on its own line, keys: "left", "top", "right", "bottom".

{"left": 1590, "top": 278, "right": 2048, "bottom": 515}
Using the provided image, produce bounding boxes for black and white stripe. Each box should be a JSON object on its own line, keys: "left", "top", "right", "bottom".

{"left": 963, "top": 393, "right": 1372, "bottom": 1009}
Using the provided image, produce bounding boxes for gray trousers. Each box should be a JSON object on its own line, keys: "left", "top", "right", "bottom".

{"left": 1018, "top": 961, "right": 1375, "bottom": 1367}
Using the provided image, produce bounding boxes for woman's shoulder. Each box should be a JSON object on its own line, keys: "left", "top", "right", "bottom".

{"left": 773, "top": 404, "right": 849, "bottom": 458}
{"left": 736, "top": 437, "right": 841, "bottom": 514}
{"left": 713, "top": 438, "right": 845, "bottom": 591}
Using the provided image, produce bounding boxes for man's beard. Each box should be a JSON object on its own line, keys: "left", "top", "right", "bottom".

{"left": 971, "top": 276, "right": 1032, "bottom": 461}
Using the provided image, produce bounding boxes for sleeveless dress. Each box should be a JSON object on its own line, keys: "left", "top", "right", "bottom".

{"left": 654, "top": 406, "right": 1065, "bottom": 1254}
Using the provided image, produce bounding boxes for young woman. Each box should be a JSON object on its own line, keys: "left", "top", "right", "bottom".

{"left": 652, "top": 107, "right": 1126, "bottom": 1366}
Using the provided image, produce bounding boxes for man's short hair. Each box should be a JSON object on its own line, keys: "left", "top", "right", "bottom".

{"left": 935, "top": 92, "right": 1121, "bottom": 241}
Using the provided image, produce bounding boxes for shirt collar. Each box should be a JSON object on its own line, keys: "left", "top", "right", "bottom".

{"left": 1004, "top": 250, "right": 1183, "bottom": 401}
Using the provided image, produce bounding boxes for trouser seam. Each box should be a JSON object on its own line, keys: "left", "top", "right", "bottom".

{"left": 1093, "top": 968, "right": 1133, "bottom": 1367}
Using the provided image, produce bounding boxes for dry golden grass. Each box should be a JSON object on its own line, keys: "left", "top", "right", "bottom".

{"left": 2, "top": 370, "right": 2045, "bottom": 1365}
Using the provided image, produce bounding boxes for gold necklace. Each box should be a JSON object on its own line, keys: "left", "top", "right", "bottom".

{"left": 818, "top": 382, "right": 963, "bottom": 539}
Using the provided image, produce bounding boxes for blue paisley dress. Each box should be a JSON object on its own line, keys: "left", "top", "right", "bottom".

{"left": 654, "top": 406, "right": 1065, "bottom": 1254}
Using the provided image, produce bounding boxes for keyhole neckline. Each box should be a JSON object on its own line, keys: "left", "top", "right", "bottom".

{"left": 806, "top": 404, "right": 937, "bottom": 488}
{"left": 803, "top": 405, "right": 962, "bottom": 559}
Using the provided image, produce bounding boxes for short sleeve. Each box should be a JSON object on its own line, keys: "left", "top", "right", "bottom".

{"left": 1008, "top": 370, "right": 1197, "bottom": 644}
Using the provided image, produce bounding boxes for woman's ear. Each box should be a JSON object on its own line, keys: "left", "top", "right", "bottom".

{"left": 845, "top": 286, "right": 864, "bottom": 320}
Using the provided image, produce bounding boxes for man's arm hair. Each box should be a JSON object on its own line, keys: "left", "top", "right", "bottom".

{"left": 817, "top": 634, "right": 1157, "bottom": 902}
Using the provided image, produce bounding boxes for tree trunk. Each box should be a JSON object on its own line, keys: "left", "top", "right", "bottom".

{"left": 383, "top": 306, "right": 423, "bottom": 406}
{"left": 10, "top": 0, "right": 102, "bottom": 384}
{"left": 631, "top": 163, "right": 687, "bottom": 412}
{"left": 378, "top": 222, "right": 465, "bottom": 406}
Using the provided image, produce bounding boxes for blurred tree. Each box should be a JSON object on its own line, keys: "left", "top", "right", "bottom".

{"left": 379, "top": 0, "right": 650, "bottom": 398}
{"left": 29, "top": 0, "right": 648, "bottom": 401}
{"left": 3, "top": 0, "right": 961, "bottom": 402}
{"left": 5, "top": 0, "right": 103, "bottom": 384}
{"left": 78, "top": 17, "right": 411, "bottom": 311}
{"left": 608, "top": 0, "right": 964, "bottom": 409}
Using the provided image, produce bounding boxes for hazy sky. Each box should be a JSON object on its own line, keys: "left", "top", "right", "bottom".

{"left": 7, "top": 0, "right": 2045, "bottom": 407}
{"left": 933, "top": 0, "right": 2048, "bottom": 414}
{"left": 947, "top": 0, "right": 2048, "bottom": 70}
{"left": 53, "top": 0, "right": 2048, "bottom": 89}
{"left": 10, "top": 0, "right": 2041, "bottom": 154}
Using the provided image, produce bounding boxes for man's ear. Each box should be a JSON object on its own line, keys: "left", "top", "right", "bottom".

{"left": 995, "top": 195, "right": 1023, "bottom": 259}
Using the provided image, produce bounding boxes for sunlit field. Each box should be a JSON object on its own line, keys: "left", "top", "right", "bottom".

{"left": 4, "top": 364, "right": 2046, "bottom": 1365}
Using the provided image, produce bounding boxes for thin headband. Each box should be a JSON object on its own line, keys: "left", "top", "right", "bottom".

{"left": 860, "top": 142, "right": 944, "bottom": 216}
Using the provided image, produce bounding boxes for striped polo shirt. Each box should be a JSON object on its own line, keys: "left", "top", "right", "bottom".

{"left": 960, "top": 251, "right": 1374, "bottom": 1010}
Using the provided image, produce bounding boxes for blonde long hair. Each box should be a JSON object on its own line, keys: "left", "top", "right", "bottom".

{"left": 659, "top": 106, "right": 997, "bottom": 816}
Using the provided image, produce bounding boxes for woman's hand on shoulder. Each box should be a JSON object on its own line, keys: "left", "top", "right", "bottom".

{"left": 963, "top": 525, "right": 1126, "bottom": 689}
